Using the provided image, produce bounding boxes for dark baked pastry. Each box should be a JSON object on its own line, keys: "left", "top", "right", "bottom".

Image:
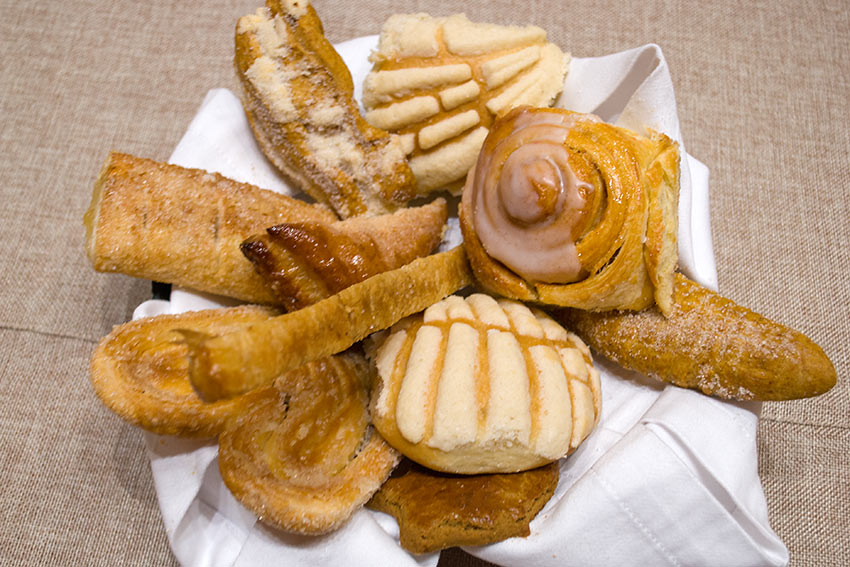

{"left": 367, "top": 459, "right": 559, "bottom": 553}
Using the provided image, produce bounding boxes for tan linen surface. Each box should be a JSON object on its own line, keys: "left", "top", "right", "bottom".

{"left": 0, "top": 0, "right": 846, "bottom": 565}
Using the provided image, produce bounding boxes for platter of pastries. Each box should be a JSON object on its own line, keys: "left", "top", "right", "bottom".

{"left": 84, "top": 1, "right": 836, "bottom": 564}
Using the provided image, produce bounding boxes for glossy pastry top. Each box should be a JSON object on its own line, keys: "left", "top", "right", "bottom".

{"left": 462, "top": 108, "right": 598, "bottom": 283}
{"left": 460, "top": 105, "right": 681, "bottom": 315}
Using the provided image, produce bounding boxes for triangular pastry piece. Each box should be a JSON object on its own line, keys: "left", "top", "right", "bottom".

{"left": 241, "top": 198, "right": 448, "bottom": 311}
{"left": 362, "top": 13, "right": 569, "bottom": 194}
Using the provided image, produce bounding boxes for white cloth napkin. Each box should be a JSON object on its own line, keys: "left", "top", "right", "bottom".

{"left": 134, "top": 38, "right": 788, "bottom": 567}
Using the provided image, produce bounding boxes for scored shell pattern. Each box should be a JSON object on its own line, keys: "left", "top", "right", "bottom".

{"left": 373, "top": 294, "right": 601, "bottom": 461}
{"left": 362, "top": 13, "right": 569, "bottom": 194}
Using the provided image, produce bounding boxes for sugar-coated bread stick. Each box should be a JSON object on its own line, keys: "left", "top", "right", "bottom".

{"left": 555, "top": 273, "right": 837, "bottom": 401}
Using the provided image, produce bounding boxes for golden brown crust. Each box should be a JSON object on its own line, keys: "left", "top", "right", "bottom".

{"left": 367, "top": 460, "right": 559, "bottom": 553}
{"left": 89, "top": 306, "right": 280, "bottom": 437}
{"left": 186, "top": 247, "right": 473, "bottom": 401}
{"left": 555, "top": 273, "right": 837, "bottom": 401}
{"left": 234, "top": 2, "right": 416, "bottom": 218}
{"left": 83, "top": 152, "right": 336, "bottom": 304}
{"left": 461, "top": 107, "right": 679, "bottom": 315}
{"left": 218, "top": 353, "right": 400, "bottom": 535}
{"left": 241, "top": 198, "right": 447, "bottom": 311}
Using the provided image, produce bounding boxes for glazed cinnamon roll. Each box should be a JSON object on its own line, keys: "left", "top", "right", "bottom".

{"left": 460, "top": 106, "right": 680, "bottom": 315}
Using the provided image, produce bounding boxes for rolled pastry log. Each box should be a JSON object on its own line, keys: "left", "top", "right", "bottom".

{"left": 84, "top": 152, "right": 336, "bottom": 304}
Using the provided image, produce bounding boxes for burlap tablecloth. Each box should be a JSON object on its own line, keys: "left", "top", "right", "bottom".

{"left": 1, "top": 1, "right": 846, "bottom": 565}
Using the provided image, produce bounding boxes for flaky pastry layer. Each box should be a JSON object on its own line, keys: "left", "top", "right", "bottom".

{"left": 219, "top": 352, "right": 399, "bottom": 534}
{"left": 89, "top": 305, "right": 280, "bottom": 437}
{"left": 241, "top": 198, "right": 447, "bottom": 311}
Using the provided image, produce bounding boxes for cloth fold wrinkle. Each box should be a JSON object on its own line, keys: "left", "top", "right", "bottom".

{"left": 131, "top": 37, "right": 786, "bottom": 567}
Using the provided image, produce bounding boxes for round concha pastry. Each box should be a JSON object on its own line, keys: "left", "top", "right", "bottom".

{"left": 362, "top": 13, "right": 569, "bottom": 195}
{"left": 370, "top": 293, "right": 601, "bottom": 474}
{"left": 460, "top": 106, "right": 681, "bottom": 316}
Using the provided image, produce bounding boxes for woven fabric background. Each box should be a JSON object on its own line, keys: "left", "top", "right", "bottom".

{"left": 1, "top": 0, "right": 846, "bottom": 565}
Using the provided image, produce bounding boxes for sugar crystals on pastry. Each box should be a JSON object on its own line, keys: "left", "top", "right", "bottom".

{"left": 235, "top": 0, "right": 417, "bottom": 218}
{"left": 84, "top": 152, "right": 336, "bottom": 305}
{"left": 362, "top": 13, "right": 570, "bottom": 195}
{"left": 369, "top": 293, "right": 601, "bottom": 474}
{"left": 219, "top": 352, "right": 400, "bottom": 534}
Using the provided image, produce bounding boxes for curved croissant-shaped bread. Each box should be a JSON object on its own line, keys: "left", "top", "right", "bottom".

{"left": 370, "top": 293, "right": 601, "bottom": 474}
{"left": 460, "top": 106, "right": 680, "bottom": 315}
{"left": 362, "top": 13, "right": 569, "bottom": 195}
{"left": 219, "top": 352, "right": 400, "bottom": 534}
{"left": 241, "top": 198, "right": 448, "bottom": 311}
{"left": 235, "top": 1, "right": 416, "bottom": 218}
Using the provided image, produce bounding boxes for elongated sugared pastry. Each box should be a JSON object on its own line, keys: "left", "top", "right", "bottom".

{"left": 555, "top": 273, "right": 837, "bottom": 401}
{"left": 83, "top": 152, "right": 336, "bottom": 304}
{"left": 186, "top": 247, "right": 472, "bottom": 401}
{"left": 370, "top": 293, "right": 601, "bottom": 474}
{"left": 90, "top": 306, "right": 280, "bottom": 437}
{"left": 219, "top": 352, "right": 400, "bottom": 534}
{"left": 367, "top": 460, "right": 559, "bottom": 553}
{"left": 241, "top": 198, "right": 447, "bottom": 311}
{"left": 363, "top": 13, "right": 569, "bottom": 195}
{"left": 460, "top": 106, "right": 680, "bottom": 315}
{"left": 235, "top": 1, "right": 416, "bottom": 218}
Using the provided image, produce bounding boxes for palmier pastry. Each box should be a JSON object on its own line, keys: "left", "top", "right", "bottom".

{"left": 241, "top": 198, "right": 447, "bottom": 311}
{"left": 219, "top": 352, "right": 400, "bottom": 534}
{"left": 89, "top": 306, "right": 279, "bottom": 437}
{"left": 556, "top": 273, "right": 837, "bottom": 401}
{"left": 235, "top": 0, "right": 416, "bottom": 218}
{"left": 362, "top": 13, "right": 569, "bottom": 195}
{"left": 367, "top": 460, "right": 559, "bottom": 553}
{"left": 369, "top": 293, "right": 601, "bottom": 474}
{"left": 460, "top": 106, "right": 680, "bottom": 315}
{"left": 84, "top": 152, "right": 336, "bottom": 305}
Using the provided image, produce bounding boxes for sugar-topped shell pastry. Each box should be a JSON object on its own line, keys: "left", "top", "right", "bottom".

{"left": 362, "top": 13, "right": 569, "bottom": 195}
{"left": 370, "top": 293, "right": 601, "bottom": 474}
